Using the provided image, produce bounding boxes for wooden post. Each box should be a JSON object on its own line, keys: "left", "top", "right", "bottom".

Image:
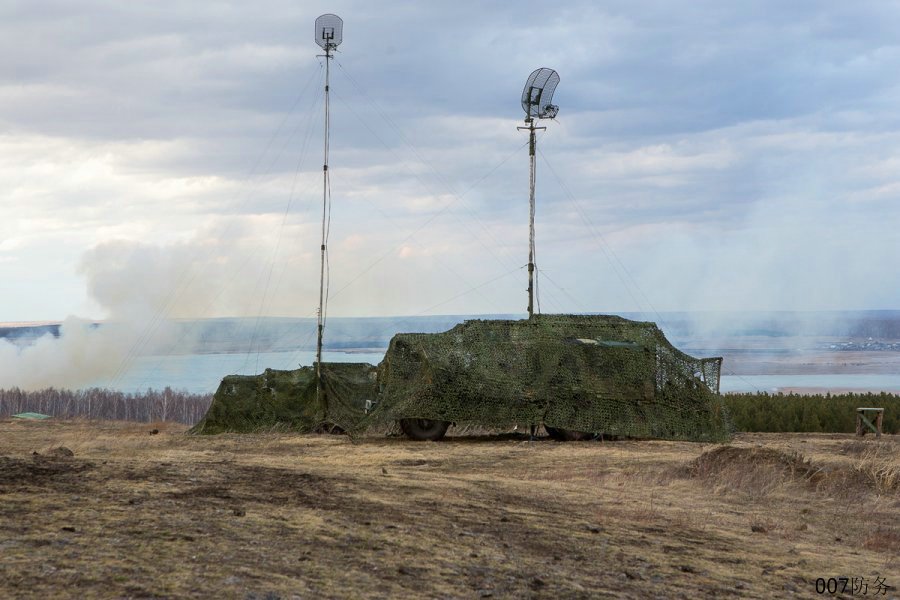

{"left": 856, "top": 408, "right": 884, "bottom": 438}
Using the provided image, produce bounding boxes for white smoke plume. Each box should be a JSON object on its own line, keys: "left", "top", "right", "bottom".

{"left": 0, "top": 238, "right": 192, "bottom": 390}
{"left": 0, "top": 238, "right": 215, "bottom": 391}
{"left": 0, "top": 316, "right": 154, "bottom": 390}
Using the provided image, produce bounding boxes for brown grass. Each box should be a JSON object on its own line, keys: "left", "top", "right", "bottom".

{"left": 681, "top": 446, "right": 819, "bottom": 500}
{"left": 0, "top": 420, "right": 897, "bottom": 598}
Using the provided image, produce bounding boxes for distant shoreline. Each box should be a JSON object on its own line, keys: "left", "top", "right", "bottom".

{"left": 774, "top": 387, "right": 900, "bottom": 395}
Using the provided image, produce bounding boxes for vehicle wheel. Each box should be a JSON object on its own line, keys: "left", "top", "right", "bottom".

{"left": 544, "top": 425, "right": 592, "bottom": 441}
{"left": 316, "top": 422, "right": 345, "bottom": 434}
{"left": 399, "top": 418, "right": 451, "bottom": 441}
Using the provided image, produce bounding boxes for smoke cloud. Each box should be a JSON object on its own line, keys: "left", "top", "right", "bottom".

{"left": 0, "top": 317, "right": 156, "bottom": 390}
{"left": 0, "top": 230, "right": 252, "bottom": 391}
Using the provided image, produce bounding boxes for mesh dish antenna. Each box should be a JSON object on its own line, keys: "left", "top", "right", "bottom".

{"left": 521, "top": 68, "right": 560, "bottom": 120}
{"left": 315, "top": 13, "right": 343, "bottom": 49}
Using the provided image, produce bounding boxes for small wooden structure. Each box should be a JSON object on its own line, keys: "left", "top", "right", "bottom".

{"left": 855, "top": 407, "right": 884, "bottom": 438}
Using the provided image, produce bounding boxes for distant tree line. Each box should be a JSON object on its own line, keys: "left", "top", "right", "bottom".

{"left": 2, "top": 387, "right": 897, "bottom": 434}
{"left": 724, "top": 392, "right": 899, "bottom": 434}
{"left": 0, "top": 387, "right": 213, "bottom": 425}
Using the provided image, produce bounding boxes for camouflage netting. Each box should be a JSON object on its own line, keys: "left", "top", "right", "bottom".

{"left": 193, "top": 314, "right": 731, "bottom": 442}
{"left": 366, "top": 315, "right": 730, "bottom": 441}
{"left": 190, "top": 362, "right": 376, "bottom": 434}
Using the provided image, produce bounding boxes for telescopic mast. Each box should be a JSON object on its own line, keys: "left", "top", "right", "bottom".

{"left": 518, "top": 68, "right": 559, "bottom": 319}
{"left": 314, "top": 14, "right": 343, "bottom": 408}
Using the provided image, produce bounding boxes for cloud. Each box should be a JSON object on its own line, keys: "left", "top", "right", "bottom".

{"left": 2, "top": 0, "right": 900, "bottom": 325}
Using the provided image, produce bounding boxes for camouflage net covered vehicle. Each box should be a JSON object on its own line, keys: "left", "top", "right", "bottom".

{"left": 192, "top": 314, "right": 731, "bottom": 442}
{"left": 190, "top": 362, "right": 376, "bottom": 435}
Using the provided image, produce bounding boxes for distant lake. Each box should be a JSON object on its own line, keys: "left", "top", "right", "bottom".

{"left": 94, "top": 351, "right": 900, "bottom": 396}
{"left": 91, "top": 350, "right": 387, "bottom": 394}
{"left": 720, "top": 374, "right": 900, "bottom": 394}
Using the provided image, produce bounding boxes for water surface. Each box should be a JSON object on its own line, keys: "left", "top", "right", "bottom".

{"left": 91, "top": 350, "right": 386, "bottom": 394}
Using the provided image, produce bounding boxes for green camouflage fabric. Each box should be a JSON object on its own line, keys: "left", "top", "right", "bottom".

{"left": 190, "top": 362, "right": 376, "bottom": 434}
{"left": 193, "top": 314, "right": 731, "bottom": 442}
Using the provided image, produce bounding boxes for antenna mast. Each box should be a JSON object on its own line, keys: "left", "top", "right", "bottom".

{"left": 314, "top": 14, "right": 343, "bottom": 408}
{"left": 518, "top": 68, "right": 559, "bottom": 319}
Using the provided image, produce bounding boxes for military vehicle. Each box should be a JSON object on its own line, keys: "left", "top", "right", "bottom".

{"left": 193, "top": 314, "right": 730, "bottom": 442}
{"left": 373, "top": 314, "right": 727, "bottom": 441}
{"left": 192, "top": 26, "right": 730, "bottom": 442}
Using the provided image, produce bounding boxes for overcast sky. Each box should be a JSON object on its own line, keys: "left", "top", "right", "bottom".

{"left": 2, "top": 0, "right": 900, "bottom": 323}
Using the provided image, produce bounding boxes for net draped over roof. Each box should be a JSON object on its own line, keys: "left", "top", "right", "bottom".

{"left": 191, "top": 362, "right": 375, "bottom": 435}
{"left": 192, "top": 314, "right": 730, "bottom": 442}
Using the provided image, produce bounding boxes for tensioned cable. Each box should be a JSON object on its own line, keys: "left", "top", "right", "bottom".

{"left": 334, "top": 63, "right": 527, "bottom": 269}
{"left": 107, "top": 64, "right": 325, "bottom": 390}
{"left": 536, "top": 146, "right": 650, "bottom": 316}
{"left": 122, "top": 68, "right": 554, "bottom": 391}
{"left": 328, "top": 91, "right": 519, "bottom": 265}
{"left": 537, "top": 146, "right": 755, "bottom": 390}
{"left": 324, "top": 95, "right": 513, "bottom": 307}
{"left": 247, "top": 93, "right": 331, "bottom": 365}
{"left": 328, "top": 88, "right": 571, "bottom": 315}
{"left": 322, "top": 148, "right": 333, "bottom": 338}
{"left": 324, "top": 124, "right": 526, "bottom": 302}
{"left": 286, "top": 265, "right": 526, "bottom": 367}
{"left": 141, "top": 68, "right": 326, "bottom": 383}
{"left": 246, "top": 90, "right": 326, "bottom": 374}
{"left": 333, "top": 62, "right": 580, "bottom": 313}
{"left": 242, "top": 131, "right": 545, "bottom": 359}
{"left": 415, "top": 266, "right": 524, "bottom": 316}
{"left": 103, "top": 64, "right": 551, "bottom": 391}
{"left": 535, "top": 268, "right": 588, "bottom": 313}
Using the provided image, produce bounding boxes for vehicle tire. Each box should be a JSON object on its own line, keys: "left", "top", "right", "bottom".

{"left": 316, "top": 422, "right": 345, "bottom": 435}
{"left": 544, "top": 425, "right": 592, "bottom": 441}
{"left": 399, "top": 418, "right": 451, "bottom": 441}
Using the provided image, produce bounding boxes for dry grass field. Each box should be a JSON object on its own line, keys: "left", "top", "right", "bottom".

{"left": 1, "top": 420, "right": 898, "bottom": 599}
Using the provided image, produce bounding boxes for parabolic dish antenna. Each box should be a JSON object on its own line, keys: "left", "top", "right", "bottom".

{"left": 521, "top": 68, "right": 560, "bottom": 120}
{"left": 315, "top": 13, "right": 343, "bottom": 49}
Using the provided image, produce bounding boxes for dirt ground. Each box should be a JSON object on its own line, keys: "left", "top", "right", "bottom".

{"left": 0, "top": 420, "right": 898, "bottom": 599}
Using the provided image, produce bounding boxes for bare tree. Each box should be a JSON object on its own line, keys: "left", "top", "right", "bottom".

{"left": 0, "top": 387, "right": 213, "bottom": 425}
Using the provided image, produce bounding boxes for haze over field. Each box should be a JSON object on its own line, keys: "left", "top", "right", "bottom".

{"left": 2, "top": 2, "right": 900, "bottom": 389}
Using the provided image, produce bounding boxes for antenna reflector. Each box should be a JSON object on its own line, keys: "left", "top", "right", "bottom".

{"left": 315, "top": 14, "right": 343, "bottom": 49}
{"left": 521, "top": 68, "right": 560, "bottom": 119}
